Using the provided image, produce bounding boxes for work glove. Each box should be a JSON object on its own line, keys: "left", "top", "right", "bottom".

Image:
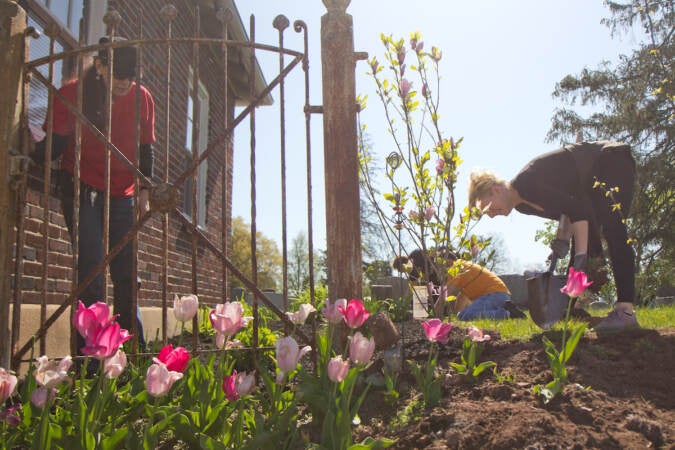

{"left": 549, "top": 238, "right": 570, "bottom": 260}
{"left": 572, "top": 253, "right": 588, "bottom": 272}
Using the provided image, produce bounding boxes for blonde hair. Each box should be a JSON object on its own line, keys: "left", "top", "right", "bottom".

{"left": 468, "top": 169, "right": 506, "bottom": 208}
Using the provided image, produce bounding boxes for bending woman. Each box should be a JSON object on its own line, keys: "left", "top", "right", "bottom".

{"left": 468, "top": 140, "right": 638, "bottom": 331}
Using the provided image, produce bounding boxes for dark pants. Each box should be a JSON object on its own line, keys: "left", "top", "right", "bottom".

{"left": 59, "top": 172, "right": 146, "bottom": 354}
{"left": 585, "top": 151, "right": 636, "bottom": 303}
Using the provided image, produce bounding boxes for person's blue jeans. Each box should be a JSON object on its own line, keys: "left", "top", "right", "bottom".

{"left": 457, "top": 292, "right": 510, "bottom": 321}
{"left": 60, "top": 172, "right": 146, "bottom": 354}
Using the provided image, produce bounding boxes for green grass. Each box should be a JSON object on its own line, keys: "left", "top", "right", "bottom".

{"left": 460, "top": 304, "right": 675, "bottom": 342}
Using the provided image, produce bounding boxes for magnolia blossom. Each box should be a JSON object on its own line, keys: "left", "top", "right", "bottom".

{"left": 349, "top": 332, "right": 375, "bottom": 365}
{"left": 467, "top": 325, "right": 491, "bottom": 343}
{"left": 408, "top": 209, "right": 421, "bottom": 222}
{"left": 397, "top": 47, "right": 406, "bottom": 65}
{"left": 276, "top": 336, "right": 311, "bottom": 376}
{"left": 146, "top": 363, "right": 183, "bottom": 397}
{"left": 425, "top": 205, "right": 436, "bottom": 221}
{"left": 338, "top": 299, "right": 370, "bottom": 329}
{"left": 210, "top": 302, "right": 252, "bottom": 348}
{"left": 0, "top": 403, "right": 21, "bottom": 427}
{"left": 327, "top": 355, "right": 350, "bottom": 383}
{"left": 173, "top": 294, "right": 199, "bottom": 322}
{"left": 30, "top": 387, "right": 57, "bottom": 409}
{"left": 400, "top": 78, "right": 412, "bottom": 97}
{"left": 422, "top": 318, "right": 453, "bottom": 344}
{"left": 0, "top": 368, "right": 18, "bottom": 404}
{"left": 560, "top": 267, "right": 594, "bottom": 298}
{"left": 322, "top": 298, "right": 347, "bottom": 324}
{"left": 435, "top": 158, "right": 445, "bottom": 175}
{"left": 285, "top": 303, "right": 316, "bottom": 325}
{"left": 73, "top": 300, "right": 132, "bottom": 359}
{"left": 223, "top": 370, "right": 256, "bottom": 401}
{"left": 156, "top": 345, "right": 190, "bottom": 373}
{"left": 33, "top": 355, "right": 72, "bottom": 388}
{"left": 103, "top": 349, "right": 127, "bottom": 379}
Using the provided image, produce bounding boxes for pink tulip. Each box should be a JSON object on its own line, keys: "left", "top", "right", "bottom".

{"left": 73, "top": 300, "right": 115, "bottom": 342}
{"left": 0, "top": 403, "right": 21, "bottom": 427}
{"left": 421, "top": 318, "right": 452, "bottom": 343}
{"left": 327, "top": 355, "right": 350, "bottom": 383}
{"left": 173, "top": 294, "right": 199, "bottom": 322}
{"left": 349, "top": 332, "right": 375, "bottom": 365}
{"left": 322, "top": 298, "right": 347, "bottom": 324}
{"left": 81, "top": 321, "right": 132, "bottom": 360}
{"left": 275, "top": 336, "right": 311, "bottom": 375}
{"left": 156, "top": 345, "right": 190, "bottom": 373}
{"left": 30, "top": 387, "right": 56, "bottom": 409}
{"left": 222, "top": 371, "right": 239, "bottom": 401}
{"left": 338, "top": 299, "right": 370, "bottom": 329}
{"left": 285, "top": 303, "right": 316, "bottom": 325}
{"left": 560, "top": 267, "right": 594, "bottom": 298}
{"left": 210, "top": 302, "right": 252, "bottom": 348}
{"left": 33, "top": 355, "right": 72, "bottom": 388}
{"left": 467, "top": 325, "right": 491, "bottom": 342}
{"left": 222, "top": 370, "right": 256, "bottom": 401}
{"left": 0, "top": 368, "right": 18, "bottom": 404}
{"left": 103, "top": 349, "right": 127, "bottom": 379}
{"left": 146, "top": 363, "right": 183, "bottom": 397}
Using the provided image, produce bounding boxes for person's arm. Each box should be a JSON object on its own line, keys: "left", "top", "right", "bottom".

{"left": 30, "top": 133, "right": 69, "bottom": 164}
{"left": 137, "top": 143, "right": 154, "bottom": 213}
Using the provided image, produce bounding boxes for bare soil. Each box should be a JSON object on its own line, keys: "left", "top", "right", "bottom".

{"left": 353, "top": 321, "right": 675, "bottom": 450}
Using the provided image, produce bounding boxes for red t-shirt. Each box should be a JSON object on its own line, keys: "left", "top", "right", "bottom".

{"left": 48, "top": 80, "right": 155, "bottom": 197}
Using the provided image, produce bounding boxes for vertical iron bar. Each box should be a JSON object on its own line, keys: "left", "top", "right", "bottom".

{"left": 273, "top": 15, "right": 289, "bottom": 311}
{"left": 217, "top": 8, "right": 232, "bottom": 303}
{"left": 190, "top": 3, "right": 201, "bottom": 352}
{"left": 248, "top": 14, "right": 258, "bottom": 352}
{"left": 131, "top": 5, "right": 143, "bottom": 354}
{"left": 160, "top": 4, "right": 177, "bottom": 345}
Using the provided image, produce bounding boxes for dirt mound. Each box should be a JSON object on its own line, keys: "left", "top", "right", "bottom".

{"left": 354, "top": 323, "right": 675, "bottom": 449}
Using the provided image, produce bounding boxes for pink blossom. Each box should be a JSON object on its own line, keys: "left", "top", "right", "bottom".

{"left": 81, "top": 321, "right": 132, "bottom": 360}
{"left": 322, "top": 298, "right": 347, "bottom": 324}
{"left": 560, "top": 267, "right": 594, "bottom": 298}
{"left": 173, "top": 294, "right": 199, "bottom": 322}
{"left": 435, "top": 158, "right": 445, "bottom": 175}
{"left": 422, "top": 82, "right": 429, "bottom": 97}
{"left": 400, "top": 78, "right": 412, "bottom": 97}
{"left": 146, "top": 363, "right": 183, "bottom": 397}
{"left": 223, "top": 370, "right": 256, "bottom": 401}
{"left": 421, "top": 319, "right": 452, "bottom": 343}
{"left": 275, "top": 336, "right": 311, "bottom": 375}
{"left": 327, "top": 355, "right": 350, "bottom": 383}
{"left": 285, "top": 303, "right": 317, "bottom": 325}
{"left": 222, "top": 371, "right": 239, "bottom": 401}
{"left": 467, "top": 325, "right": 491, "bottom": 342}
{"left": 338, "top": 299, "right": 370, "bottom": 329}
{"left": 103, "top": 349, "right": 127, "bottom": 379}
{"left": 425, "top": 205, "right": 436, "bottom": 221}
{"left": 30, "top": 387, "right": 56, "bottom": 409}
{"left": 210, "top": 302, "right": 252, "bottom": 348}
{"left": 0, "top": 403, "right": 21, "bottom": 427}
{"left": 408, "top": 210, "right": 421, "bottom": 221}
{"left": 33, "top": 355, "right": 72, "bottom": 388}
{"left": 73, "top": 300, "right": 115, "bottom": 343}
{"left": 156, "top": 345, "right": 190, "bottom": 373}
{"left": 0, "top": 368, "right": 18, "bottom": 404}
{"left": 349, "top": 332, "right": 375, "bottom": 365}
{"left": 397, "top": 47, "right": 406, "bottom": 65}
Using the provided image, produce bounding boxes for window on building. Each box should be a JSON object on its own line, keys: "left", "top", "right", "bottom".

{"left": 183, "top": 68, "right": 209, "bottom": 228}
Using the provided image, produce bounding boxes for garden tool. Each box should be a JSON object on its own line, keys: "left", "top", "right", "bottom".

{"left": 526, "top": 256, "right": 570, "bottom": 329}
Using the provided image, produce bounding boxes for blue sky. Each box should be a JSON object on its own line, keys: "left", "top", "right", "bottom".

{"left": 232, "top": 1, "right": 640, "bottom": 273}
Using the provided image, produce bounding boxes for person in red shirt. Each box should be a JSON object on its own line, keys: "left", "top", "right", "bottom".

{"left": 31, "top": 37, "right": 155, "bottom": 354}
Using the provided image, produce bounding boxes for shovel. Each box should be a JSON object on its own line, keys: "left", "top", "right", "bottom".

{"left": 526, "top": 256, "right": 570, "bottom": 329}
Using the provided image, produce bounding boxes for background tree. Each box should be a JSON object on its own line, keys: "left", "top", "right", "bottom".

{"left": 230, "top": 216, "right": 282, "bottom": 291}
{"left": 547, "top": 0, "right": 674, "bottom": 301}
{"left": 287, "top": 231, "right": 324, "bottom": 296}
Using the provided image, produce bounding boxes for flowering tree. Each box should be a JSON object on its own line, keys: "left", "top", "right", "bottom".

{"left": 359, "top": 32, "right": 487, "bottom": 289}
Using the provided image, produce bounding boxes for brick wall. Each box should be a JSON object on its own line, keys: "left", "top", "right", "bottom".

{"left": 15, "top": 0, "right": 237, "bottom": 309}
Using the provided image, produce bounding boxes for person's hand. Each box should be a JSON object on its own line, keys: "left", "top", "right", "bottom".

{"left": 549, "top": 238, "right": 570, "bottom": 259}
{"left": 138, "top": 188, "right": 150, "bottom": 214}
{"left": 572, "top": 253, "right": 588, "bottom": 271}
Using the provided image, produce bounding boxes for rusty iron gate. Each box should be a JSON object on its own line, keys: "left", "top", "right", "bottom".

{"left": 1, "top": 1, "right": 338, "bottom": 370}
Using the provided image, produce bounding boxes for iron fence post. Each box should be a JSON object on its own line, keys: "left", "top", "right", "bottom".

{"left": 321, "top": 0, "right": 364, "bottom": 300}
{"left": 0, "top": 0, "right": 27, "bottom": 369}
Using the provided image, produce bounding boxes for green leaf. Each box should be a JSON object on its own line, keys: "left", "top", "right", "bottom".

{"left": 561, "top": 323, "right": 587, "bottom": 363}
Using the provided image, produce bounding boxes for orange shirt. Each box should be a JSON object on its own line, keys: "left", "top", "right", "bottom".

{"left": 448, "top": 261, "right": 509, "bottom": 300}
